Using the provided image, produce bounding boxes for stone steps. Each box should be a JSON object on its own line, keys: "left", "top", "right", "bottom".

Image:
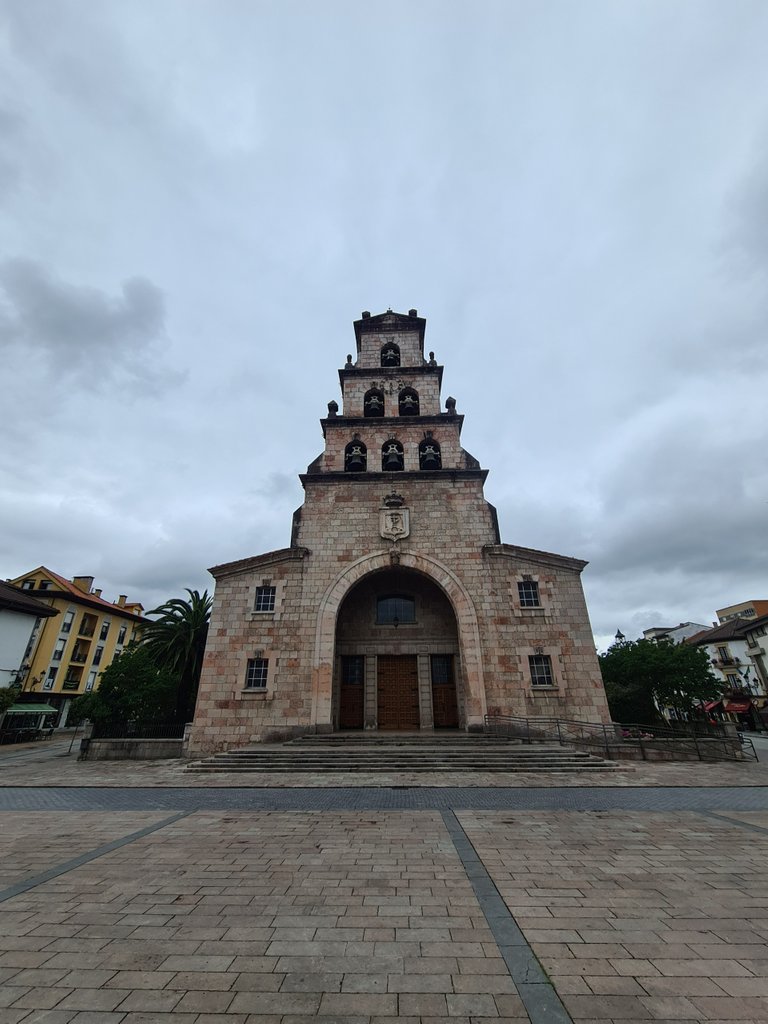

{"left": 186, "top": 736, "right": 620, "bottom": 773}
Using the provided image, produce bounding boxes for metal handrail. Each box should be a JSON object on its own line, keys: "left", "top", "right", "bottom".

{"left": 484, "top": 713, "right": 758, "bottom": 762}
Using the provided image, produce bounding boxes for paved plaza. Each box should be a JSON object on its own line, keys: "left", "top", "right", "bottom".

{"left": 1, "top": 739, "right": 768, "bottom": 1023}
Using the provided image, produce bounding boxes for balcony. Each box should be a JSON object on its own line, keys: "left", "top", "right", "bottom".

{"left": 61, "top": 681, "right": 81, "bottom": 692}
{"left": 70, "top": 652, "right": 88, "bottom": 664}
{"left": 78, "top": 625, "right": 95, "bottom": 638}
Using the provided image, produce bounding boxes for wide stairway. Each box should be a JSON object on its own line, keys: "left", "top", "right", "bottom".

{"left": 185, "top": 731, "right": 620, "bottom": 773}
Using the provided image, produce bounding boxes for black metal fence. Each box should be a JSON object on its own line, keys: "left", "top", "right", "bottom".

{"left": 89, "top": 721, "right": 185, "bottom": 740}
{"left": 484, "top": 714, "right": 758, "bottom": 762}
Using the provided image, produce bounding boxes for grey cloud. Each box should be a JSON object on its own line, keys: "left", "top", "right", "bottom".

{"left": 1, "top": 2, "right": 767, "bottom": 650}
{"left": 0, "top": 108, "right": 25, "bottom": 201}
{"left": 0, "top": 260, "right": 182, "bottom": 393}
{"left": 254, "top": 472, "right": 301, "bottom": 500}
{"left": 728, "top": 135, "right": 768, "bottom": 275}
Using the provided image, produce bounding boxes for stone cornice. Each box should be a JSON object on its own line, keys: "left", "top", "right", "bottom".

{"left": 300, "top": 468, "right": 488, "bottom": 487}
{"left": 353, "top": 311, "right": 426, "bottom": 350}
{"left": 338, "top": 364, "right": 443, "bottom": 385}
{"left": 321, "top": 413, "right": 463, "bottom": 436}
{"left": 209, "top": 547, "right": 310, "bottom": 579}
{"left": 482, "top": 543, "right": 588, "bottom": 573}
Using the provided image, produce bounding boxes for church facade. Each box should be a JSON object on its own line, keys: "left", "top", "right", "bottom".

{"left": 188, "top": 310, "right": 610, "bottom": 754}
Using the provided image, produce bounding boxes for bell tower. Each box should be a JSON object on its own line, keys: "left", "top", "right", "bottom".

{"left": 299, "top": 307, "right": 490, "bottom": 492}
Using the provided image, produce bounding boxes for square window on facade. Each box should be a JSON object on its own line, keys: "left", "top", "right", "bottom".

{"left": 22, "top": 579, "right": 35, "bottom": 590}
{"left": 44, "top": 667, "right": 57, "bottom": 689}
{"left": 86, "top": 671, "right": 97, "bottom": 692}
{"left": 529, "top": 654, "right": 554, "bottom": 687}
{"left": 100, "top": 621, "right": 110, "bottom": 641}
{"left": 518, "top": 581, "right": 541, "bottom": 607}
{"left": 62, "top": 611, "right": 74, "bottom": 633}
{"left": 254, "top": 586, "right": 276, "bottom": 613}
{"left": 117, "top": 625, "right": 127, "bottom": 645}
{"left": 93, "top": 646, "right": 104, "bottom": 666}
{"left": 245, "top": 657, "right": 269, "bottom": 689}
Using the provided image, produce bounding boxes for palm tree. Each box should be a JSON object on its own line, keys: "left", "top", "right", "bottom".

{"left": 141, "top": 589, "right": 212, "bottom": 722}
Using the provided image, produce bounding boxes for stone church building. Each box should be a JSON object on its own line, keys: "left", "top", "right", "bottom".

{"left": 188, "top": 310, "right": 610, "bottom": 754}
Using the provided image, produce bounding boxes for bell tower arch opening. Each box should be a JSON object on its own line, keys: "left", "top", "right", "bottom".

{"left": 333, "top": 567, "right": 462, "bottom": 731}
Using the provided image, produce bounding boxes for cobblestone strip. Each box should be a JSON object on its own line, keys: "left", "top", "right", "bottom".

{"left": 3, "top": 783, "right": 768, "bottom": 810}
{"left": 0, "top": 810, "right": 190, "bottom": 905}
{"left": 442, "top": 809, "right": 573, "bottom": 1024}
{"left": 699, "top": 809, "right": 768, "bottom": 836}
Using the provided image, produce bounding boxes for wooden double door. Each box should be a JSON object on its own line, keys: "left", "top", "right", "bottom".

{"left": 377, "top": 655, "right": 420, "bottom": 730}
{"left": 339, "top": 653, "right": 459, "bottom": 731}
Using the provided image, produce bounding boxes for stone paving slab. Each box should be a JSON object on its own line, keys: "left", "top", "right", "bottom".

{"left": 0, "top": 809, "right": 767, "bottom": 1021}
{"left": 0, "top": 811, "right": 537, "bottom": 1024}
{"left": 458, "top": 809, "right": 768, "bottom": 1023}
{"left": 0, "top": 813, "right": 171, "bottom": 890}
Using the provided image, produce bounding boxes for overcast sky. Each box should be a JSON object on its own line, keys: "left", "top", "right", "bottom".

{"left": 1, "top": 1, "right": 766, "bottom": 651}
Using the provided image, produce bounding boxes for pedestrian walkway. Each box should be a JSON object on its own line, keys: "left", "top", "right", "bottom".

{"left": 2, "top": 739, "right": 768, "bottom": 1022}
{"left": 1, "top": 805, "right": 768, "bottom": 1022}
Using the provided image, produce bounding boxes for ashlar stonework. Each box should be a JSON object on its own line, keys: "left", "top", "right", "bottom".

{"left": 188, "top": 309, "right": 610, "bottom": 754}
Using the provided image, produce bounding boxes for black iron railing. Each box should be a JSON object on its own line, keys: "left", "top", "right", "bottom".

{"left": 89, "top": 721, "right": 185, "bottom": 740}
{"left": 484, "top": 713, "right": 758, "bottom": 762}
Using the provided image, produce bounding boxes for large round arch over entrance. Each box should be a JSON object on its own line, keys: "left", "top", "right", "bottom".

{"left": 311, "top": 551, "right": 487, "bottom": 731}
{"left": 334, "top": 567, "right": 460, "bottom": 730}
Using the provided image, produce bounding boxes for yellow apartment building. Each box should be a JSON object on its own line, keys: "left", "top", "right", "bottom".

{"left": 8, "top": 567, "right": 145, "bottom": 725}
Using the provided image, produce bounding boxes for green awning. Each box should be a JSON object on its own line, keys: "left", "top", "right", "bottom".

{"left": 5, "top": 704, "right": 58, "bottom": 714}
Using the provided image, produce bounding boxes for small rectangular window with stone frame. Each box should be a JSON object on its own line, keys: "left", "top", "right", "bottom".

{"left": 529, "top": 654, "right": 554, "bottom": 687}
{"left": 518, "top": 580, "right": 541, "bottom": 607}
{"left": 245, "top": 657, "right": 269, "bottom": 689}
{"left": 254, "top": 586, "right": 276, "bottom": 613}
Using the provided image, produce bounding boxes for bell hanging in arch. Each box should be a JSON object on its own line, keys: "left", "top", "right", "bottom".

{"left": 421, "top": 446, "right": 441, "bottom": 470}
{"left": 346, "top": 447, "right": 366, "bottom": 472}
{"left": 383, "top": 444, "right": 403, "bottom": 471}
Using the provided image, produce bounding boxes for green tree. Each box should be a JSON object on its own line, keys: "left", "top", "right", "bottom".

{"left": 0, "top": 683, "right": 21, "bottom": 723}
{"left": 140, "top": 589, "right": 212, "bottom": 722}
{"left": 69, "top": 644, "right": 177, "bottom": 727}
{"left": 599, "top": 636, "right": 721, "bottom": 722}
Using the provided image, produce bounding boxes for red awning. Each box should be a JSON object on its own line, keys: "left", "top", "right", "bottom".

{"left": 703, "top": 700, "right": 722, "bottom": 712}
{"left": 723, "top": 699, "right": 752, "bottom": 714}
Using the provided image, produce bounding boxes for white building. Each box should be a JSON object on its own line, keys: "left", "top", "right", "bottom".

{"left": 687, "top": 618, "right": 766, "bottom": 729}
{"left": 0, "top": 581, "right": 58, "bottom": 688}
{"left": 642, "top": 622, "right": 709, "bottom": 644}
{"left": 742, "top": 614, "right": 768, "bottom": 695}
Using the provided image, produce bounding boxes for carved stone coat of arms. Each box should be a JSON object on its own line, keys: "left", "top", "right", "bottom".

{"left": 379, "top": 507, "right": 410, "bottom": 541}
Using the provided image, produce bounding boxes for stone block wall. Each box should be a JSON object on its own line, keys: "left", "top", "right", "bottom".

{"left": 188, "top": 473, "right": 610, "bottom": 755}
